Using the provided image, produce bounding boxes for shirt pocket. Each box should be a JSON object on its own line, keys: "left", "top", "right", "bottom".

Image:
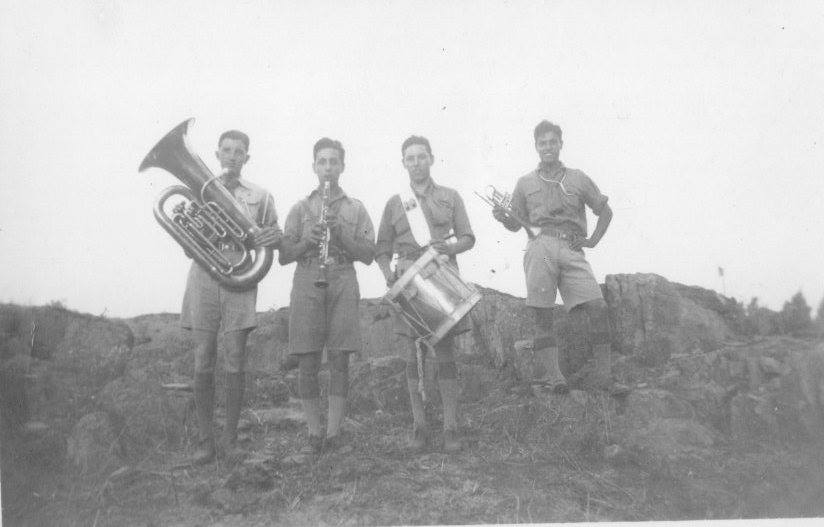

{"left": 236, "top": 194, "right": 262, "bottom": 224}
{"left": 337, "top": 205, "right": 360, "bottom": 239}
{"left": 429, "top": 198, "right": 454, "bottom": 228}
{"left": 524, "top": 187, "right": 546, "bottom": 218}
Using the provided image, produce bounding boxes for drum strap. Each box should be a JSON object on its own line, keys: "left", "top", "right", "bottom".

{"left": 398, "top": 189, "right": 433, "bottom": 248}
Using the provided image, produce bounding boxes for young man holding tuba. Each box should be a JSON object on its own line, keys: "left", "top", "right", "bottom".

{"left": 491, "top": 120, "right": 627, "bottom": 396}
{"left": 376, "top": 135, "right": 475, "bottom": 453}
{"left": 180, "top": 130, "right": 282, "bottom": 465}
{"left": 279, "top": 138, "right": 376, "bottom": 460}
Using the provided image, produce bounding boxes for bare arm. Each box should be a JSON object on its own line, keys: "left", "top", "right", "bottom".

{"left": 570, "top": 203, "right": 612, "bottom": 250}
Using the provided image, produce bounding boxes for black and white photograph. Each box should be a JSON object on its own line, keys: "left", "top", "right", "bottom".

{"left": 1, "top": 1, "right": 823, "bottom": 526}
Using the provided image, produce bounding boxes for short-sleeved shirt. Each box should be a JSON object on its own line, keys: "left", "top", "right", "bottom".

{"left": 283, "top": 186, "right": 375, "bottom": 267}
{"left": 282, "top": 185, "right": 375, "bottom": 354}
{"left": 180, "top": 176, "right": 279, "bottom": 332}
{"left": 376, "top": 180, "right": 474, "bottom": 265}
{"left": 215, "top": 177, "right": 281, "bottom": 264}
{"left": 510, "top": 163, "right": 608, "bottom": 238}
{"left": 376, "top": 179, "right": 474, "bottom": 339}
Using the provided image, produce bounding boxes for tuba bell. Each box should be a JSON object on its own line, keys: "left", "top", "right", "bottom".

{"left": 138, "top": 118, "right": 274, "bottom": 290}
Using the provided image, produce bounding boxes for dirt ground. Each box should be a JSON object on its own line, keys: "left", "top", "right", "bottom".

{"left": 9, "top": 376, "right": 824, "bottom": 526}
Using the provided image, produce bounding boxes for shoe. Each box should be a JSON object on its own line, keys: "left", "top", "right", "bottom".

{"left": 585, "top": 375, "right": 631, "bottom": 398}
{"left": 303, "top": 434, "right": 324, "bottom": 456}
{"left": 188, "top": 439, "right": 216, "bottom": 466}
{"left": 442, "top": 429, "right": 461, "bottom": 453}
{"left": 324, "top": 433, "right": 353, "bottom": 454}
{"left": 221, "top": 441, "right": 246, "bottom": 465}
{"left": 531, "top": 378, "right": 570, "bottom": 395}
{"left": 408, "top": 426, "right": 427, "bottom": 453}
{"left": 280, "top": 355, "right": 299, "bottom": 373}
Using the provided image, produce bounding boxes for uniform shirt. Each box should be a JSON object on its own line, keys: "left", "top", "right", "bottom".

{"left": 283, "top": 186, "right": 375, "bottom": 265}
{"left": 510, "top": 163, "right": 608, "bottom": 238}
{"left": 215, "top": 177, "right": 280, "bottom": 264}
{"left": 376, "top": 180, "right": 474, "bottom": 265}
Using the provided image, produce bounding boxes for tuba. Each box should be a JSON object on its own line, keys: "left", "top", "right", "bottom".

{"left": 138, "top": 118, "right": 274, "bottom": 290}
{"left": 474, "top": 185, "right": 541, "bottom": 239}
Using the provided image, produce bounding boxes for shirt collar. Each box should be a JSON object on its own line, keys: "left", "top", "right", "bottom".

{"left": 535, "top": 161, "right": 566, "bottom": 180}
{"left": 410, "top": 177, "right": 438, "bottom": 197}
{"left": 308, "top": 185, "right": 348, "bottom": 202}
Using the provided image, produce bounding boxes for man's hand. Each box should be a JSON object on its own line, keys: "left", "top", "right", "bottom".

{"left": 492, "top": 206, "right": 511, "bottom": 224}
{"left": 569, "top": 235, "right": 595, "bottom": 251}
{"left": 306, "top": 223, "right": 325, "bottom": 247}
{"left": 373, "top": 298, "right": 399, "bottom": 321}
{"left": 251, "top": 227, "right": 282, "bottom": 248}
{"left": 430, "top": 239, "right": 454, "bottom": 255}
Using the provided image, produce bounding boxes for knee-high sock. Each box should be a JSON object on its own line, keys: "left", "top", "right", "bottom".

{"left": 405, "top": 360, "right": 426, "bottom": 427}
{"left": 222, "top": 372, "right": 244, "bottom": 446}
{"left": 327, "top": 351, "right": 350, "bottom": 438}
{"left": 194, "top": 372, "right": 215, "bottom": 443}
{"left": 534, "top": 336, "right": 566, "bottom": 384}
{"left": 298, "top": 353, "right": 323, "bottom": 437}
{"left": 438, "top": 361, "right": 459, "bottom": 431}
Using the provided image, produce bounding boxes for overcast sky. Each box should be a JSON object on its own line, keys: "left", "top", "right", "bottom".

{"left": 1, "top": 0, "right": 822, "bottom": 317}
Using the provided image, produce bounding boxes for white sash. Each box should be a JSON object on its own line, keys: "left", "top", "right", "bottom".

{"left": 398, "top": 189, "right": 433, "bottom": 247}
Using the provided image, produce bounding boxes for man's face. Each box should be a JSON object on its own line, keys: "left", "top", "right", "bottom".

{"left": 313, "top": 147, "right": 344, "bottom": 186}
{"left": 215, "top": 138, "right": 250, "bottom": 177}
{"left": 402, "top": 144, "right": 433, "bottom": 183}
{"left": 535, "top": 131, "right": 563, "bottom": 165}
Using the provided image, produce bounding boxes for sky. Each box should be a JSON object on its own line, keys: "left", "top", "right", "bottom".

{"left": 1, "top": 0, "right": 822, "bottom": 318}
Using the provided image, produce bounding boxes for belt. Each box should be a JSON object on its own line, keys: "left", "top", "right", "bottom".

{"left": 539, "top": 226, "right": 579, "bottom": 241}
{"left": 300, "top": 253, "right": 352, "bottom": 266}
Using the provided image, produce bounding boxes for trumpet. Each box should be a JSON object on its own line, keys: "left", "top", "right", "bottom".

{"left": 139, "top": 118, "right": 274, "bottom": 290}
{"left": 313, "top": 180, "right": 333, "bottom": 288}
{"left": 474, "top": 185, "right": 541, "bottom": 239}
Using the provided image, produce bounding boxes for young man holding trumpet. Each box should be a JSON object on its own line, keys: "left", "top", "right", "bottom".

{"left": 491, "top": 120, "right": 626, "bottom": 396}
{"left": 279, "top": 138, "right": 375, "bottom": 460}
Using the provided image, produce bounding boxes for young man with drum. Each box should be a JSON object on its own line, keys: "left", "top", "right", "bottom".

{"left": 492, "top": 120, "right": 626, "bottom": 395}
{"left": 376, "top": 135, "right": 475, "bottom": 453}
{"left": 180, "top": 130, "right": 282, "bottom": 465}
{"left": 279, "top": 138, "right": 376, "bottom": 460}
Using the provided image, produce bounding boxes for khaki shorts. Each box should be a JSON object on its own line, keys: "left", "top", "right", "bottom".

{"left": 288, "top": 262, "right": 362, "bottom": 354}
{"left": 523, "top": 234, "right": 603, "bottom": 310}
{"left": 180, "top": 262, "right": 258, "bottom": 333}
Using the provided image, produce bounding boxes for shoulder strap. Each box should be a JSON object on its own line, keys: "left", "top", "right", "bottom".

{"left": 398, "top": 189, "right": 432, "bottom": 247}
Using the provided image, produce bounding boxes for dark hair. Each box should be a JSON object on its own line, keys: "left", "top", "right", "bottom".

{"left": 401, "top": 135, "right": 432, "bottom": 157}
{"left": 313, "top": 137, "right": 345, "bottom": 163}
{"left": 218, "top": 130, "right": 250, "bottom": 151}
{"left": 533, "top": 120, "right": 563, "bottom": 143}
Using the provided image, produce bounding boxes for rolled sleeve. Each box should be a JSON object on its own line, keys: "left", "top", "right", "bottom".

{"left": 283, "top": 203, "right": 305, "bottom": 244}
{"left": 376, "top": 197, "right": 399, "bottom": 260}
{"left": 450, "top": 190, "right": 474, "bottom": 242}
{"left": 581, "top": 174, "right": 609, "bottom": 215}
{"left": 259, "top": 193, "right": 279, "bottom": 228}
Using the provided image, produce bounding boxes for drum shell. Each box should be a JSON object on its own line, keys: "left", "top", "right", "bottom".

{"left": 386, "top": 247, "right": 480, "bottom": 345}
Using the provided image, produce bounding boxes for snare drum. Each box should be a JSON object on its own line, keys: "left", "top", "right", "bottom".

{"left": 385, "top": 247, "right": 482, "bottom": 345}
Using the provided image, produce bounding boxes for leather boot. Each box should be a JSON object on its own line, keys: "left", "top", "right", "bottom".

{"left": 191, "top": 372, "right": 216, "bottom": 465}
{"left": 326, "top": 395, "right": 347, "bottom": 443}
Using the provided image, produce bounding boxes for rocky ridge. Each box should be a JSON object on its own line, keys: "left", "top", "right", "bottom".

{"left": 2, "top": 273, "right": 823, "bottom": 524}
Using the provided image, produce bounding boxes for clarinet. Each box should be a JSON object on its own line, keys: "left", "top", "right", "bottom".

{"left": 314, "top": 180, "right": 332, "bottom": 288}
